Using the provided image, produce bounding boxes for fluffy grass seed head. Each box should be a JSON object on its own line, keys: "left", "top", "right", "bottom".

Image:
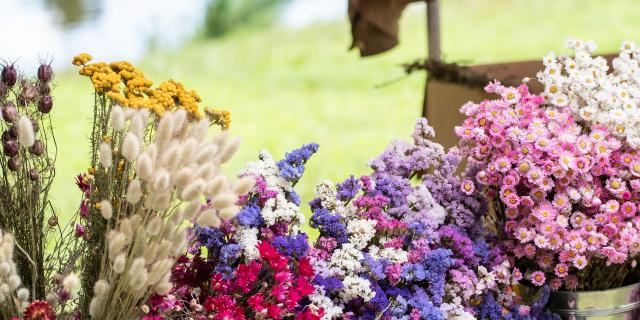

{"left": 17, "top": 115, "right": 35, "bottom": 147}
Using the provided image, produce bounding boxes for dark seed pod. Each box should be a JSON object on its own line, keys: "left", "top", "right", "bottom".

{"left": 28, "top": 168, "right": 39, "bottom": 181}
{"left": 6, "top": 126, "right": 17, "bottom": 140}
{"left": 7, "top": 156, "right": 20, "bottom": 171}
{"left": 19, "top": 83, "right": 38, "bottom": 102}
{"left": 1, "top": 64, "right": 17, "bottom": 87}
{"left": 38, "top": 95, "right": 53, "bottom": 113}
{"left": 48, "top": 215, "right": 59, "bottom": 227}
{"left": 2, "top": 102, "right": 18, "bottom": 123}
{"left": 1, "top": 131, "right": 11, "bottom": 143}
{"left": 29, "top": 140, "right": 45, "bottom": 156}
{"left": 3, "top": 140, "right": 18, "bottom": 157}
{"left": 38, "top": 64, "right": 53, "bottom": 83}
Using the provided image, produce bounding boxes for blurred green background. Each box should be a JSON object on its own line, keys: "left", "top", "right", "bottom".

{"left": 3, "top": 0, "right": 640, "bottom": 232}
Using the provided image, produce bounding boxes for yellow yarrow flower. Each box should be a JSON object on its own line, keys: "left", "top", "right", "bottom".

{"left": 205, "top": 108, "right": 231, "bottom": 130}
{"left": 73, "top": 53, "right": 93, "bottom": 66}
{"left": 74, "top": 53, "right": 229, "bottom": 123}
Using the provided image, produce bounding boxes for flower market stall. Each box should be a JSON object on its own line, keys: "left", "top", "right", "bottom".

{"left": 2, "top": 4, "right": 640, "bottom": 318}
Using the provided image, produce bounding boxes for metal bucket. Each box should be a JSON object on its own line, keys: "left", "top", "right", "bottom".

{"left": 517, "top": 283, "right": 640, "bottom": 319}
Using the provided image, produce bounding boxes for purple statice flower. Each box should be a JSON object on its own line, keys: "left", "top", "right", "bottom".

{"left": 368, "top": 279, "right": 390, "bottom": 313}
{"left": 314, "top": 275, "right": 343, "bottom": 293}
{"left": 286, "top": 190, "right": 301, "bottom": 206}
{"left": 476, "top": 293, "right": 504, "bottom": 320}
{"left": 272, "top": 233, "right": 309, "bottom": 258}
{"left": 336, "top": 175, "right": 361, "bottom": 201}
{"left": 363, "top": 253, "right": 387, "bottom": 280}
{"left": 193, "top": 226, "right": 225, "bottom": 251}
{"left": 421, "top": 249, "right": 453, "bottom": 305}
{"left": 277, "top": 143, "right": 319, "bottom": 183}
{"left": 214, "top": 243, "right": 243, "bottom": 276}
{"left": 408, "top": 287, "right": 446, "bottom": 320}
{"left": 372, "top": 175, "right": 412, "bottom": 209}
{"left": 310, "top": 208, "right": 348, "bottom": 244}
{"left": 236, "top": 202, "right": 263, "bottom": 227}
{"left": 438, "top": 225, "right": 480, "bottom": 268}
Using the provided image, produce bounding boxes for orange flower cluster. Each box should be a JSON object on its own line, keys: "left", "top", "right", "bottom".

{"left": 73, "top": 53, "right": 227, "bottom": 123}
{"left": 205, "top": 108, "right": 232, "bottom": 130}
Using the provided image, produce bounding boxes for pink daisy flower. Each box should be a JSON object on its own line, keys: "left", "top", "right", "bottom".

{"left": 572, "top": 255, "right": 588, "bottom": 269}
{"left": 549, "top": 278, "right": 563, "bottom": 291}
{"left": 620, "top": 201, "right": 637, "bottom": 218}
{"left": 504, "top": 193, "right": 521, "bottom": 208}
{"left": 554, "top": 263, "right": 569, "bottom": 278}
{"left": 512, "top": 268, "right": 523, "bottom": 281}
{"left": 460, "top": 179, "right": 475, "bottom": 195}
{"left": 533, "top": 203, "right": 557, "bottom": 222}
{"left": 529, "top": 271, "right": 546, "bottom": 286}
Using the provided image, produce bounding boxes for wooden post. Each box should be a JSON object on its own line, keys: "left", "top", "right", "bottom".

{"left": 422, "top": 0, "right": 441, "bottom": 117}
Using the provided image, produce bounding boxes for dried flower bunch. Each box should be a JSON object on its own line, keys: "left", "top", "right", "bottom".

{"left": 146, "top": 144, "right": 322, "bottom": 319}
{"left": 456, "top": 79, "right": 640, "bottom": 291}
{"left": 0, "top": 60, "right": 55, "bottom": 301}
{"left": 67, "top": 54, "right": 246, "bottom": 318}
{"left": 308, "top": 119, "right": 557, "bottom": 320}
{"left": 0, "top": 53, "right": 247, "bottom": 320}
{"left": 538, "top": 39, "right": 640, "bottom": 147}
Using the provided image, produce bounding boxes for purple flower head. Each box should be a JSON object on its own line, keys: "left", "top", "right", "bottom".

{"left": 310, "top": 208, "right": 348, "bottom": 244}
{"left": 236, "top": 203, "right": 263, "bottom": 227}
{"left": 336, "top": 175, "right": 361, "bottom": 201}
{"left": 272, "top": 233, "right": 309, "bottom": 258}
{"left": 277, "top": 143, "right": 319, "bottom": 183}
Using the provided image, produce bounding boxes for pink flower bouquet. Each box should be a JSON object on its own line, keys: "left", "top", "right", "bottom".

{"left": 456, "top": 80, "right": 640, "bottom": 291}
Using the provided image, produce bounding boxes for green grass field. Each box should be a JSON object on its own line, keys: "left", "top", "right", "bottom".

{"left": 49, "top": 0, "right": 640, "bottom": 234}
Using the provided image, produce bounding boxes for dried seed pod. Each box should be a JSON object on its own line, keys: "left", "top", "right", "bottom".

{"left": 29, "top": 140, "right": 44, "bottom": 156}
{"left": 37, "top": 63, "right": 53, "bottom": 83}
{"left": 3, "top": 140, "right": 18, "bottom": 157}
{"left": 38, "top": 95, "right": 53, "bottom": 114}
{"left": 28, "top": 168, "right": 39, "bottom": 181}
{"left": 0, "top": 133, "right": 8, "bottom": 143}
{"left": 19, "top": 83, "right": 38, "bottom": 102}
{"left": 1, "top": 64, "right": 17, "bottom": 87}
{"left": 6, "top": 126, "right": 17, "bottom": 140}
{"left": 48, "top": 216, "right": 58, "bottom": 227}
{"left": 2, "top": 102, "right": 18, "bottom": 123}
{"left": 7, "top": 156, "right": 20, "bottom": 171}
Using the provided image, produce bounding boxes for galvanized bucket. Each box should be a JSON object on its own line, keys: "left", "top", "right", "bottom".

{"left": 517, "top": 283, "right": 640, "bottom": 319}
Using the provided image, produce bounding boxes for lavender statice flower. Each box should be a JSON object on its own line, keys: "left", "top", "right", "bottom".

{"left": 277, "top": 143, "right": 319, "bottom": 183}
{"left": 310, "top": 208, "right": 349, "bottom": 244}
{"left": 420, "top": 249, "right": 454, "bottom": 305}
{"left": 194, "top": 226, "right": 225, "bottom": 251}
{"left": 314, "top": 275, "right": 343, "bottom": 293}
{"left": 272, "top": 233, "right": 309, "bottom": 258}
{"left": 476, "top": 293, "right": 504, "bottom": 320}
{"left": 336, "top": 175, "right": 360, "bottom": 201}
{"left": 236, "top": 202, "right": 263, "bottom": 227}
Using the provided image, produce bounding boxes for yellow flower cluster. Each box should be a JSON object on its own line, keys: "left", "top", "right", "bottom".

{"left": 72, "top": 53, "right": 228, "bottom": 123}
{"left": 205, "top": 108, "right": 231, "bottom": 130}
